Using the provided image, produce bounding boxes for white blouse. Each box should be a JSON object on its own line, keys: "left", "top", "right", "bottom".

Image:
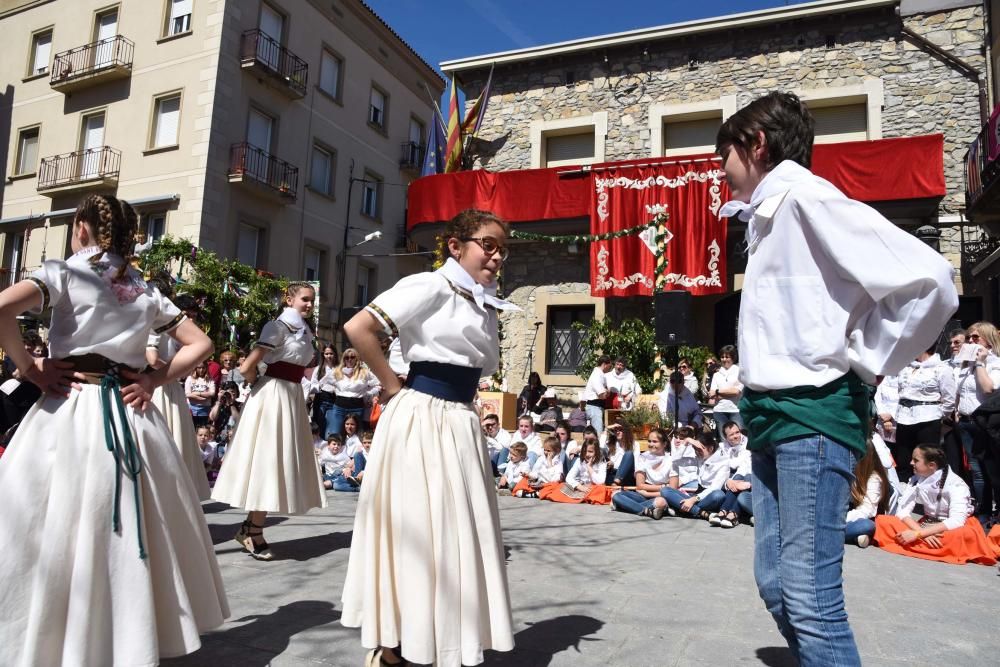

{"left": 954, "top": 354, "right": 1000, "bottom": 417}
{"left": 365, "top": 259, "right": 518, "bottom": 377}
{"left": 256, "top": 308, "right": 315, "bottom": 367}
{"left": 147, "top": 330, "right": 181, "bottom": 363}
{"left": 318, "top": 447, "right": 351, "bottom": 476}
{"left": 529, "top": 455, "right": 563, "bottom": 484}
{"left": 896, "top": 468, "right": 972, "bottom": 530}
{"left": 846, "top": 473, "right": 884, "bottom": 523}
{"left": 29, "top": 248, "right": 183, "bottom": 370}
{"left": 511, "top": 431, "right": 543, "bottom": 456}
{"left": 709, "top": 365, "right": 743, "bottom": 413}
{"left": 723, "top": 160, "right": 957, "bottom": 391}
{"left": 694, "top": 449, "right": 731, "bottom": 500}
{"left": 329, "top": 371, "right": 381, "bottom": 400}
{"left": 501, "top": 458, "right": 531, "bottom": 485}
{"left": 310, "top": 365, "right": 338, "bottom": 395}
{"left": 895, "top": 355, "right": 956, "bottom": 425}
{"left": 669, "top": 441, "right": 700, "bottom": 487}
{"left": 637, "top": 451, "right": 672, "bottom": 485}
{"left": 566, "top": 459, "right": 605, "bottom": 488}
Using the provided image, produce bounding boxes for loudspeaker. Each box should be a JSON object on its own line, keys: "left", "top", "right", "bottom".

{"left": 655, "top": 291, "right": 692, "bottom": 345}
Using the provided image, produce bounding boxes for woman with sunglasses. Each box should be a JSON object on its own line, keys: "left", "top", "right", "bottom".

{"left": 325, "top": 347, "right": 380, "bottom": 437}
{"left": 676, "top": 357, "right": 701, "bottom": 398}
{"left": 956, "top": 322, "right": 1000, "bottom": 519}
{"left": 341, "top": 210, "right": 516, "bottom": 667}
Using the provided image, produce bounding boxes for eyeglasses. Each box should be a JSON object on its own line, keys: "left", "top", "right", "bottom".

{"left": 968, "top": 334, "right": 981, "bottom": 341}
{"left": 459, "top": 236, "right": 509, "bottom": 261}
{"left": 343, "top": 355, "right": 357, "bottom": 360}
{"left": 678, "top": 364, "right": 689, "bottom": 369}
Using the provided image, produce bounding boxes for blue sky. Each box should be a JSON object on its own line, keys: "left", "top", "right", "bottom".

{"left": 366, "top": 0, "right": 814, "bottom": 78}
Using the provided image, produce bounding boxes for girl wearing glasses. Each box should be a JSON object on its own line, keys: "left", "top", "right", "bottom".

{"left": 341, "top": 209, "right": 516, "bottom": 667}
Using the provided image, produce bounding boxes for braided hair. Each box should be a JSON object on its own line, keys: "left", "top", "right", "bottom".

{"left": 74, "top": 194, "right": 138, "bottom": 279}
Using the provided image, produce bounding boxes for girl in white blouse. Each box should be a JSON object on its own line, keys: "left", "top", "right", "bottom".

{"left": 844, "top": 441, "right": 890, "bottom": 548}
{"left": 661, "top": 433, "right": 730, "bottom": 519}
{"left": 514, "top": 437, "right": 565, "bottom": 498}
{"left": 341, "top": 210, "right": 516, "bottom": 666}
{"left": 954, "top": 322, "right": 1000, "bottom": 517}
{"left": 309, "top": 343, "right": 339, "bottom": 437}
{"left": 0, "top": 193, "right": 227, "bottom": 666}
{"left": 212, "top": 283, "right": 327, "bottom": 560}
{"left": 611, "top": 428, "right": 673, "bottom": 519}
{"left": 539, "top": 439, "right": 608, "bottom": 504}
{"left": 873, "top": 444, "right": 996, "bottom": 565}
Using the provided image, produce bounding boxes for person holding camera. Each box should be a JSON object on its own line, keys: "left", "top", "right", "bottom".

{"left": 210, "top": 380, "right": 242, "bottom": 443}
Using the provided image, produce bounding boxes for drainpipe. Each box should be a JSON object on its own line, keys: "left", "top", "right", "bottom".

{"left": 896, "top": 6, "right": 989, "bottom": 127}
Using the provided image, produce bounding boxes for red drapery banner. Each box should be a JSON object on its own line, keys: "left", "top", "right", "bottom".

{"left": 591, "top": 162, "right": 730, "bottom": 297}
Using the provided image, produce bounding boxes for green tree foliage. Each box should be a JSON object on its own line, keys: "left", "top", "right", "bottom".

{"left": 574, "top": 316, "right": 714, "bottom": 393}
{"left": 138, "top": 236, "right": 288, "bottom": 351}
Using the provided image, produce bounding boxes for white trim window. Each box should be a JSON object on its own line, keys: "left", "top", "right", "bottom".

{"left": 361, "top": 172, "right": 381, "bottom": 218}
{"left": 310, "top": 144, "right": 334, "bottom": 195}
{"left": 30, "top": 30, "right": 52, "bottom": 76}
{"left": 167, "top": 0, "right": 192, "bottom": 36}
{"left": 15, "top": 127, "right": 40, "bottom": 176}
{"left": 319, "top": 49, "right": 342, "bottom": 99}
{"left": 237, "top": 223, "right": 262, "bottom": 267}
{"left": 146, "top": 212, "right": 167, "bottom": 241}
{"left": 152, "top": 94, "right": 181, "bottom": 148}
{"left": 530, "top": 112, "right": 608, "bottom": 169}
{"left": 369, "top": 87, "right": 386, "bottom": 129}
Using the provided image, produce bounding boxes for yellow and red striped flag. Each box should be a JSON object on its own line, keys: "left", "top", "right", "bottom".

{"left": 444, "top": 74, "right": 463, "bottom": 173}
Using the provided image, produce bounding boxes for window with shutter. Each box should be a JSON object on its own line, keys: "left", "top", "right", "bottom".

{"left": 544, "top": 131, "right": 595, "bottom": 167}
{"left": 663, "top": 114, "right": 722, "bottom": 156}
{"left": 15, "top": 128, "right": 39, "bottom": 175}
{"left": 810, "top": 103, "right": 868, "bottom": 143}
{"left": 237, "top": 224, "right": 262, "bottom": 267}
{"left": 31, "top": 31, "right": 51, "bottom": 76}
{"left": 320, "top": 50, "right": 341, "bottom": 98}
{"left": 168, "top": 0, "right": 192, "bottom": 35}
{"left": 304, "top": 247, "right": 323, "bottom": 282}
{"left": 310, "top": 145, "right": 333, "bottom": 195}
{"left": 369, "top": 87, "right": 387, "bottom": 128}
{"left": 153, "top": 95, "right": 181, "bottom": 148}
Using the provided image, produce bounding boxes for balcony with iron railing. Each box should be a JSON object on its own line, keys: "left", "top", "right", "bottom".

{"left": 37, "top": 146, "right": 121, "bottom": 194}
{"left": 228, "top": 142, "right": 298, "bottom": 203}
{"left": 50, "top": 35, "right": 134, "bottom": 93}
{"left": 399, "top": 142, "right": 425, "bottom": 172}
{"left": 239, "top": 29, "right": 307, "bottom": 99}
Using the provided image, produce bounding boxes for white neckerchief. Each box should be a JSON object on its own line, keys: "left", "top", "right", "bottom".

{"left": 342, "top": 365, "right": 356, "bottom": 377}
{"left": 277, "top": 307, "right": 311, "bottom": 342}
{"left": 914, "top": 468, "right": 944, "bottom": 495}
{"left": 718, "top": 160, "right": 808, "bottom": 254}
{"left": 437, "top": 258, "right": 519, "bottom": 312}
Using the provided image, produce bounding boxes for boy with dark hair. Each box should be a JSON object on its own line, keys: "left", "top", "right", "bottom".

{"left": 717, "top": 91, "right": 957, "bottom": 666}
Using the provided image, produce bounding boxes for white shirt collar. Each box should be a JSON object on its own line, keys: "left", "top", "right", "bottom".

{"left": 277, "top": 307, "right": 311, "bottom": 341}
{"left": 436, "top": 258, "right": 520, "bottom": 312}
{"left": 718, "top": 160, "right": 811, "bottom": 253}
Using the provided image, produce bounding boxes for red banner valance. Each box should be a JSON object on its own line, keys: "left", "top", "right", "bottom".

{"left": 591, "top": 162, "right": 729, "bottom": 297}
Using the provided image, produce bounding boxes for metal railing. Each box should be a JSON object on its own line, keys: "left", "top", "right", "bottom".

{"left": 229, "top": 142, "right": 298, "bottom": 199}
{"left": 399, "top": 142, "right": 425, "bottom": 170}
{"left": 50, "top": 35, "right": 134, "bottom": 85}
{"left": 965, "top": 121, "right": 1000, "bottom": 212}
{"left": 239, "top": 29, "right": 307, "bottom": 96}
{"left": 37, "top": 146, "right": 121, "bottom": 190}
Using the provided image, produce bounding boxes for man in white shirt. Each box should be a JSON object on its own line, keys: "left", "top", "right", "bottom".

{"left": 482, "top": 412, "right": 512, "bottom": 474}
{"left": 582, "top": 355, "right": 611, "bottom": 433}
{"left": 605, "top": 356, "right": 641, "bottom": 410}
{"left": 716, "top": 92, "right": 957, "bottom": 666}
{"left": 658, "top": 371, "right": 702, "bottom": 428}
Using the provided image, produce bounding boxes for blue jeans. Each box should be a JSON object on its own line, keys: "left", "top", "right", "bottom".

{"left": 325, "top": 404, "right": 365, "bottom": 439}
{"left": 324, "top": 471, "right": 360, "bottom": 492}
{"left": 585, "top": 404, "right": 604, "bottom": 434}
{"left": 714, "top": 411, "right": 743, "bottom": 440}
{"left": 752, "top": 435, "right": 861, "bottom": 667}
{"left": 844, "top": 518, "right": 875, "bottom": 544}
{"left": 957, "top": 420, "right": 987, "bottom": 512}
{"left": 660, "top": 486, "right": 724, "bottom": 515}
{"left": 353, "top": 452, "right": 367, "bottom": 476}
{"left": 606, "top": 451, "right": 636, "bottom": 486}
{"left": 611, "top": 490, "right": 656, "bottom": 514}
{"left": 492, "top": 447, "right": 510, "bottom": 476}
{"left": 716, "top": 474, "right": 753, "bottom": 515}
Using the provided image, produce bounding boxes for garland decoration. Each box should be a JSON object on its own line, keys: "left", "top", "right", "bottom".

{"left": 509, "top": 222, "right": 654, "bottom": 244}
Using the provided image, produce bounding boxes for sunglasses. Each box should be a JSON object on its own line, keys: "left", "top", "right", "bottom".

{"left": 678, "top": 364, "right": 689, "bottom": 369}
{"left": 460, "top": 236, "right": 509, "bottom": 261}
{"left": 968, "top": 334, "right": 981, "bottom": 341}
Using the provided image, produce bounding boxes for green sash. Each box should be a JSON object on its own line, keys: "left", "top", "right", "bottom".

{"left": 738, "top": 372, "right": 871, "bottom": 454}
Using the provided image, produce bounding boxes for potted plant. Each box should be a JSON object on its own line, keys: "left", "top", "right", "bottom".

{"left": 617, "top": 404, "right": 665, "bottom": 441}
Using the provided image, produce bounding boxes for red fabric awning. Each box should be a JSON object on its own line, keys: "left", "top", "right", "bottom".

{"left": 407, "top": 134, "right": 946, "bottom": 230}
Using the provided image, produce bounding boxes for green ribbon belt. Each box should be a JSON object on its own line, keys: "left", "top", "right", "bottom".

{"left": 99, "top": 374, "right": 147, "bottom": 560}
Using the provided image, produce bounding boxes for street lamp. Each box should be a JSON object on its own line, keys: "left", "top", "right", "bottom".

{"left": 336, "top": 228, "right": 382, "bottom": 343}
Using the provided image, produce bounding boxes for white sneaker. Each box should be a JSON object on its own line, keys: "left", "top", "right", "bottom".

{"left": 708, "top": 512, "right": 722, "bottom": 526}
{"left": 856, "top": 535, "right": 870, "bottom": 549}
{"left": 749, "top": 515, "right": 755, "bottom": 527}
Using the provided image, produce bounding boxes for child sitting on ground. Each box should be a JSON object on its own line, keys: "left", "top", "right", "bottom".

{"left": 513, "top": 437, "right": 563, "bottom": 498}
{"left": 353, "top": 431, "right": 373, "bottom": 485}
{"left": 498, "top": 442, "right": 530, "bottom": 491}
{"left": 318, "top": 434, "right": 359, "bottom": 492}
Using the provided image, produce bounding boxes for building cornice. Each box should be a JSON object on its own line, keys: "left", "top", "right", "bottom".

{"left": 440, "top": 0, "right": 899, "bottom": 74}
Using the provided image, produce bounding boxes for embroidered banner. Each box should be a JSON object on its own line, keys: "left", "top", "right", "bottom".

{"left": 590, "top": 161, "right": 729, "bottom": 297}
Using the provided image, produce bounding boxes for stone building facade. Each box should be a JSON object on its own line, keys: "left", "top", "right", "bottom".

{"left": 435, "top": 0, "right": 991, "bottom": 397}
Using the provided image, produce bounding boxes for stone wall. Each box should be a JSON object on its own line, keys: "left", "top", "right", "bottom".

{"left": 465, "top": 6, "right": 985, "bottom": 220}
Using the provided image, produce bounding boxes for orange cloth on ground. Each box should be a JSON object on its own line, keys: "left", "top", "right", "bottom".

{"left": 536, "top": 481, "right": 574, "bottom": 502}
{"left": 873, "top": 515, "right": 997, "bottom": 565}
{"left": 987, "top": 524, "right": 1000, "bottom": 557}
{"left": 511, "top": 477, "right": 534, "bottom": 496}
{"left": 582, "top": 485, "right": 615, "bottom": 505}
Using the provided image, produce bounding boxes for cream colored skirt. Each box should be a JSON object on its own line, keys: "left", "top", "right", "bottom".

{"left": 0, "top": 385, "right": 229, "bottom": 667}
{"left": 151, "top": 380, "right": 210, "bottom": 501}
{"left": 341, "top": 387, "right": 514, "bottom": 666}
{"left": 211, "top": 375, "right": 326, "bottom": 514}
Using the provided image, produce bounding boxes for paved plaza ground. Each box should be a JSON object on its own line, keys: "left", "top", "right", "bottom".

{"left": 164, "top": 494, "right": 999, "bottom": 667}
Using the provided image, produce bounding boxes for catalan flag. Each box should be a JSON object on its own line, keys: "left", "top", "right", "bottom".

{"left": 444, "top": 75, "right": 463, "bottom": 173}
{"left": 461, "top": 64, "right": 494, "bottom": 138}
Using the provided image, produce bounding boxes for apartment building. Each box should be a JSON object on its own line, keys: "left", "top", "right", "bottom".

{"left": 0, "top": 0, "right": 443, "bottom": 339}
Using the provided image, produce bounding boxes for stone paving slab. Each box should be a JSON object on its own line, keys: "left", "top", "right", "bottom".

{"left": 164, "top": 495, "right": 999, "bottom": 667}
